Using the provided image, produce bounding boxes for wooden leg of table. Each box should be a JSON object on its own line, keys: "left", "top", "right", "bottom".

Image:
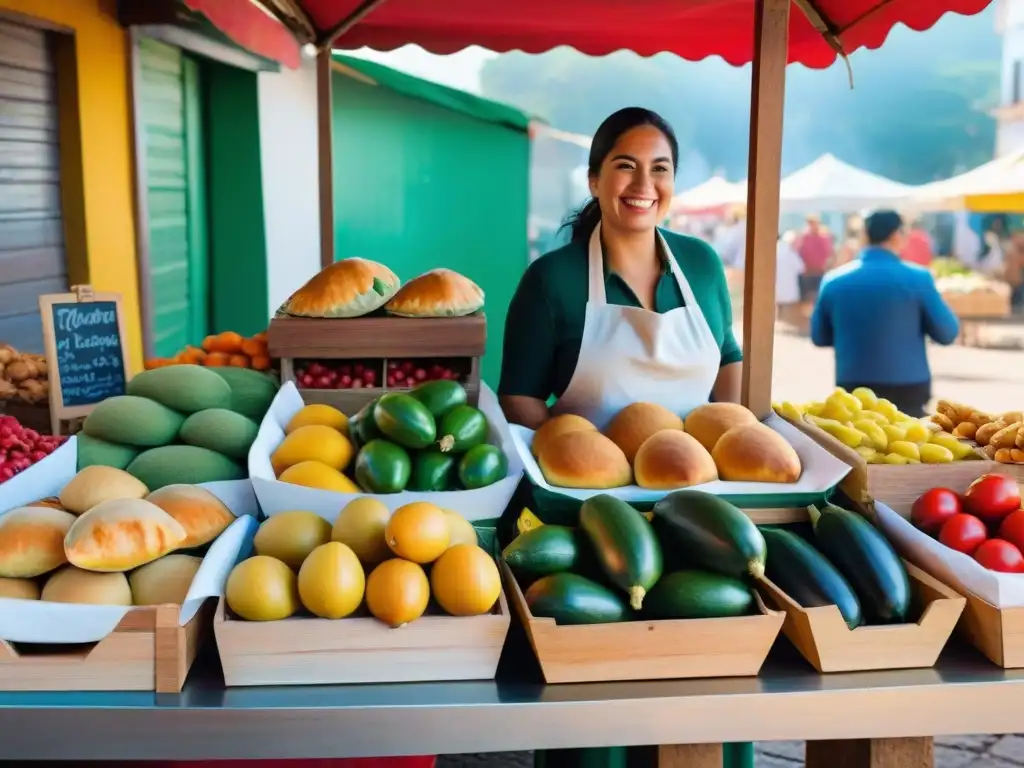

{"left": 805, "top": 737, "right": 934, "bottom": 768}
{"left": 657, "top": 743, "right": 723, "bottom": 767}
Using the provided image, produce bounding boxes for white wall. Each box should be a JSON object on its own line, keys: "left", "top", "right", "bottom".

{"left": 258, "top": 56, "right": 321, "bottom": 317}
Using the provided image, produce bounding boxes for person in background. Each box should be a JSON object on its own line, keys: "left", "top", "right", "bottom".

{"left": 713, "top": 206, "right": 747, "bottom": 268}
{"left": 1008, "top": 229, "right": 1024, "bottom": 313}
{"left": 775, "top": 232, "right": 804, "bottom": 325}
{"left": 810, "top": 209, "right": 959, "bottom": 417}
{"left": 794, "top": 214, "right": 834, "bottom": 302}
{"left": 977, "top": 215, "right": 1010, "bottom": 278}
{"left": 900, "top": 217, "right": 934, "bottom": 267}
{"left": 833, "top": 216, "right": 863, "bottom": 269}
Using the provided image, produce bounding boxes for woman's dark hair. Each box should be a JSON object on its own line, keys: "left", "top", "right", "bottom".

{"left": 561, "top": 108, "right": 679, "bottom": 243}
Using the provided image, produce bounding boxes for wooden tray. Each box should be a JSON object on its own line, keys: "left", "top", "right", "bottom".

{"left": 502, "top": 562, "right": 784, "bottom": 683}
{"left": 756, "top": 561, "right": 964, "bottom": 673}
{"left": 0, "top": 602, "right": 210, "bottom": 692}
{"left": 268, "top": 314, "right": 486, "bottom": 358}
{"left": 214, "top": 589, "right": 511, "bottom": 687}
{"left": 959, "top": 590, "right": 1024, "bottom": 668}
{"left": 786, "top": 414, "right": 995, "bottom": 507}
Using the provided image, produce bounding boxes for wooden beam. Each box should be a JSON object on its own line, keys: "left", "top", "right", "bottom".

{"left": 318, "top": 0, "right": 390, "bottom": 49}
{"left": 806, "top": 737, "right": 934, "bottom": 768}
{"left": 316, "top": 49, "right": 335, "bottom": 269}
{"left": 740, "top": 0, "right": 790, "bottom": 418}
{"left": 658, "top": 743, "right": 723, "bottom": 768}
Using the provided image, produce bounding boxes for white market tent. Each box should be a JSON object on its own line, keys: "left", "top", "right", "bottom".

{"left": 909, "top": 148, "right": 1024, "bottom": 213}
{"left": 672, "top": 176, "right": 748, "bottom": 214}
{"left": 778, "top": 153, "right": 915, "bottom": 214}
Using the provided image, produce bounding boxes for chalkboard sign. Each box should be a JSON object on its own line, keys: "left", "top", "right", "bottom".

{"left": 39, "top": 287, "right": 130, "bottom": 435}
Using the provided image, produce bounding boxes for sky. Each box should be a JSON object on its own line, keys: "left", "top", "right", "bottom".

{"left": 343, "top": 45, "right": 496, "bottom": 93}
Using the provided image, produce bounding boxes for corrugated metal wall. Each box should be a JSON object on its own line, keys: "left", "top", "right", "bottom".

{"left": 0, "top": 19, "right": 67, "bottom": 352}
{"left": 332, "top": 73, "right": 530, "bottom": 388}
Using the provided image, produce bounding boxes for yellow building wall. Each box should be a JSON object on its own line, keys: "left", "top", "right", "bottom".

{"left": 0, "top": 0, "right": 143, "bottom": 374}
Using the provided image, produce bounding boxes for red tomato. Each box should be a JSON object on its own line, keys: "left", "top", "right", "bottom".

{"left": 964, "top": 474, "right": 1021, "bottom": 522}
{"left": 939, "top": 514, "right": 988, "bottom": 555}
{"left": 911, "top": 488, "right": 962, "bottom": 534}
{"left": 974, "top": 539, "right": 1024, "bottom": 573}
{"left": 999, "top": 510, "right": 1024, "bottom": 553}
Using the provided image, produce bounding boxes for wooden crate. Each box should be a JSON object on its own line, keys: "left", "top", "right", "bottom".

{"left": 942, "top": 289, "right": 1010, "bottom": 319}
{"left": 756, "top": 562, "right": 964, "bottom": 673}
{"left": 501, "top": 562, "right": 784, "bottom": 684}
{"left": 214, "top": 588, "right": 511, "bottom": 687}
{"left": 786, "top": 414, "right": 995, "bottom": 508}
{"left": 0, "top": 602, "right": 210, "bottom": 692}
{"left": 959, "top": 591, "right": 1024, "bottom": 668}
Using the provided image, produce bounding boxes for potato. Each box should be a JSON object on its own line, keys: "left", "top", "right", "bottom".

{"left": 975, "top": 421, "right": 1002, "bottom": 446}
{"left": 992, "top": 422, "right": 1022, "bottom": 450}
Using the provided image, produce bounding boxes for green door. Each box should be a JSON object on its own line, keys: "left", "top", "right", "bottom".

{"left": 137, "top": 38, "right": 209, "bottom": 358}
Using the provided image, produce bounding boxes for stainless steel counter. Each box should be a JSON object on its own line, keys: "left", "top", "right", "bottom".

{"left": 3, "top": 640, "right": 1024, "bottom": 761}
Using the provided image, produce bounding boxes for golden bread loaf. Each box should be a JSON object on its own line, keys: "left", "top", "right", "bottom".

{"left": 129, "top": 554, "right": 203, "bottom": 606}
{"left": 684, "top": 403, "right": 759, "bottom": 453}
{"left": 146, "top": 484, "right": 234, "bottom": 548}
{"left": 712, "top": 423, "right": 802, "bottom": 483}
{"left": 27, "top": 497, "right": 65, "bottom": 510}
{"left": 280, "top": 257, "right": 399, "bottom": 318}
{"left": 633, "top": 430, "right": 718, "bottom": 490}
{"left": 531, "top": 414, "right": 596, "bottom": 458}
{"left": 64, "top": 498, "right": 188, "bottom": 573}
{"left": 604, "top": 403, "right": 684, "bottom": 464}
{"left": 385, "top": 268, "right": 484, "bottom": 318}
{"left": 0, "top": 577, "right": 40, "bottom": 600}
{"left": 0, "top": 506, "right": 76, "bottom": 578}
{"left": 59, "top": 465, "right": 149, "bottom": 515}
{"left": 538, "top": 430, "right": 631, "bottom": 489}
{"left": 41, "top": 567, "right": 132, "bottom": 606}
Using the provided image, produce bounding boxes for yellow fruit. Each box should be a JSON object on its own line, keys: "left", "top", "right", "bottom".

{"left": 888, "top": 441, "right": 921, "bottom": 461}
{"left": 297, "top": 542, "right": 365, "bottom": 619}
{"left": 919, "top": 444, "right": 954, "bottom": 464}
{"left": 806, "top": 403, "right": 825, "bottom": 417}
{"left": 430, "top": 544, "right": 501, "bottom": 617}
{"left": 821, "top": 401, "right": 854, "bottom": 424}
{"left": 278, "top": 461, "right": 361, "bottom": 492}
{"left": 365, "top": 558, "right": 429, "bottom": 627}
{"left": 858, "top": 410, "right": 889, "bottom": 425}
{"left": 854, "top": 445, "right": 878, "bottom": 460}
{"left": 444, "top": 509, "right": 479, "bottom": 548}
{"left": 332, "top": 497, "right": 392, "bottom": 564}
{"left": 778, "top": 402, "right": 804, "bottom": 422}
{"left": 286, "top": 404, "right": 349, "bottom": 436}
{"left": 853, "top": 420, "right": 887, "bottom": 451}
{"left": 903, "top": 421, "right": 931, "bottom": 444}
{"left": 851, "top": 387, "right": 878, "bottom": 409}
{"left": 883, "top": 453, "right": 910, "bottom": 465}
{"left": 873, "top": 399, "right": 901, "bottom": 423}
{"left": 254, "top": 510, "right": 332, "bottom": 570}
{"left": 271, "top": 425, "right": 354, "bottom": 475}
{"left": 830, "top": 389, "right": 862, "bottom": 414}
{"left": 225, "top": 555, "right": 299, "bottom": 621}
{"left": 385, "top": 502, "right": 450, "bottom": 564}
{"left": 815, "top": 419, "right": 863, "bottom": 448}
{"left": 927, "top": 432, "right": 976, "bottom": 461}
{"left": 882, "top": 424, "right": 907, "bottom": 445}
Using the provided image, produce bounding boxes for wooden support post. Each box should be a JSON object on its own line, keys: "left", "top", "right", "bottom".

{"left": 740, "top": 0, "right": 790, "bottom": 418}
{"left": 805, "top": 737, "right": 934, "bottom": 768}
{"left": 657, "top": 743, "right": 723, "bottom": 768}
{"left": 316, "top": 48, "right": 335, "bottom": 268}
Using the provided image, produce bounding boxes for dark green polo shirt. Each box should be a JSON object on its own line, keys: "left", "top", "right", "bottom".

{"left": 498, "top": 229, "right": 742, "bottom": 401}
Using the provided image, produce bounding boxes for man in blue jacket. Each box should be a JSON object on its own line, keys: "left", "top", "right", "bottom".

{"left": 810, "top": 209, "right": 960, "bottom": 417}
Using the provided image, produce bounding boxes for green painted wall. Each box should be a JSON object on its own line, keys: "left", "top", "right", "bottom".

{"left": 331, "top": 73, "right": 530, "bottom": 388}
{"left": 203, "top": 61, "right": 269, "bottom": 336}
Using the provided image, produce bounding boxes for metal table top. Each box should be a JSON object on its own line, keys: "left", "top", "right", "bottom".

{"left": 3, "top": 633, "right": 1024, "bottom": 761}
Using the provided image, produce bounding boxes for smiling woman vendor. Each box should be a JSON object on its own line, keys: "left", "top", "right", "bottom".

{"left": 499, "top": 107, "right": 742, "bottom": 431}
{"left": 498, "top": 108, "right": 746, "bottom": 768}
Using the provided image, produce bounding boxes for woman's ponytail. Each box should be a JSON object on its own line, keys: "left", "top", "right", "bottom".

{"left": 561, "top": 198, "right": 602, "bottom": 243}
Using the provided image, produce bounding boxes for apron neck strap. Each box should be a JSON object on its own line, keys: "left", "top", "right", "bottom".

{"left": 587, "top": 223, "right": 608, "bottom": 304}
{"left": 657, "top": 229, "right": 700, "bottom": 307}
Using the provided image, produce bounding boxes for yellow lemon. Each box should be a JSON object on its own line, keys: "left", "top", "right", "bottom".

{"left": 278, "top": 461, "right": 361, "bottom": 493}
{"left": 254, "top": 510, "right": 332, "bottom": 570}
{"left": 385, "top": 502, "right": 450, "bottom": 564}
{"left": 286, "top": 404, "right": 349, "bottom": 436}
{"left": 225, "top": 556, "right": 299, "bottom": 621}
{"left": 271, "top": 425, "right": 354, "bottom": 475}
{"left": 430, "top": 544, "right": 501, "bottom": 617}
{"left": 365, "top": 558, "right": 429, "bottom": 627}
{"left": 332, "top": 497, "right": 392, "bottom": 564}
{"left": 298, "top": 542, "right": 365, "bottom": 619}
{"left": 443, "top": 509, "right": 479, "bottom": 548}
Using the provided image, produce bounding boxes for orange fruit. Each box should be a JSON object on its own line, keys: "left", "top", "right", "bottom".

{"left": 430, "top": 544, "right": 500, "bottom": 616}
{"left": 365, "top": 558, "right": 429, "bottom": 627}
{"left": 384, "top": 502, "right": 449, "bottom": 564}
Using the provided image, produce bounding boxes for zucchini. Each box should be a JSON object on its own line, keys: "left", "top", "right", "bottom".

{"left": 348, "top": 397, "right": 381, "bottom": 447}
{"left": 761, "top": 527, "right": 862, "bottom": 629}
{"left": 578, "top": 494, "right": 662, "bottom": 610}
{"left": 524, "top": 573, "right": 629, "bottom": 625}
{"left": 373, "top": 393, "right": 436, "bottom": 450}
{"left": 408, "top": 450, "right": 456, "bottom": 492}
{"left": 809, "top": 504, "right": 911, "bottom": 624}
{"left": 437, "top": 405, "right": 489, "bottom": 453}
{"left": 458, "top": 444, "right": 507, "bottom": 489}
{"left": 642, "top": 570, "right": 755, "bottom": 620}
{"left": 502, "top": 525, "right": 580, "bottom": 577}
{"left": 652, "top": 490, "right": 766, "bottom": 579}
{"left": 410, "top": 380, "right": 467, "bottom": 419}
{"left": 354, "top": 439, "right": 411, "bottom": 493}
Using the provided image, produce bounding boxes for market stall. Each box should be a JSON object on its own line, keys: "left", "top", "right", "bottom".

{"left": 778, "top": 153, "right": 916, "bottom": 214}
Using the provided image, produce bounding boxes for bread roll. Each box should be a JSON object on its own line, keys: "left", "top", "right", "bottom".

{"left": 532, "top": 414, "right": 596, "bottom": 458}
{"left": 129, "top": 554, "right": 202, "bottom": 606}
{"left": 146, "top": 485, "right": 234, "bottom": 548}
{"left": 604, "top": 403, "right": 684, "bottom": 464}
{"left": 0, "top": 506, "right": 76, "bottom": 578}
{"left": 712, "top": 423, "right": 802, "bottom": 483}
{"left": 41, "top": 567, "right": 132, "bottom": 606}
{"left": 64, "top": 498, "right": 187, "bottom": 572}
{"left": 538, "top": 430, "right": 631, "bottom": 489}
{"left": 634, "top": 430, "right": 718, "bottom": 490}
{"left": 59, "top": 465, "right": 149, "bottom": 515}
{"left": 279, "top": 257, "right": 399, "bottom": 318}
{"left": 385, "top": 268, "right": 484, "bottom": 318}
{"left": 27, "top": 497, "right": 65, "bottom": 511}
{"left": 684, "top": 403, "right": 759, "bottom": 453}
{"left": 0, "top": 577, "right": 40, "bottom": 600}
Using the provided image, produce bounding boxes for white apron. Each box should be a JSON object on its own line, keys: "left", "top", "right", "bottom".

{"left": 552, "top": 223, "right": 722, "bottom": 431}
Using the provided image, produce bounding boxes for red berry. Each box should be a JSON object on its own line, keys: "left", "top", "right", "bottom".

{"left": 299, "top": 373, "right": 314, "bottom": 388}
{"left": 351, "top": 378, "right": 364, "bottom": 389}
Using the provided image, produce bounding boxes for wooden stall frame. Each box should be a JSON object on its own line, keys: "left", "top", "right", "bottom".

{"left": 38, "top": 285, "right": 131, "bottom": 436}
